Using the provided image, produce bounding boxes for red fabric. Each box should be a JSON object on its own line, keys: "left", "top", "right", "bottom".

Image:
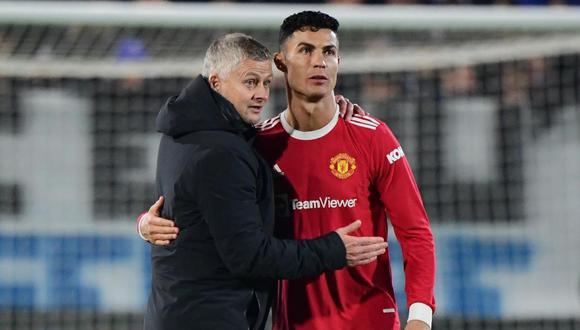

{"left": 254, "top": 113, "right": 436, "bottom": 330}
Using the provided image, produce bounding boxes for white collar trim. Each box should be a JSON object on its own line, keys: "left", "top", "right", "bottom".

{"left": 280, "top": 106, "right": 339, "bottom": 141}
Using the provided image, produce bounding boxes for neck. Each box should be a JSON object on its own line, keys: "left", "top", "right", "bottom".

{"left": 284, "top": 89, "right": 336, "bottom": 131}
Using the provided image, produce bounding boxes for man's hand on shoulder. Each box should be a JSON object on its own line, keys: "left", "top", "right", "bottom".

{"left": 405, "top": 320, "right": 430, "bottom": 330}
{"left": 335, "top": 94, "right": 368, "bottom": 121}
{"left": 139, "top": 196, "right": 179, "bottom": 245}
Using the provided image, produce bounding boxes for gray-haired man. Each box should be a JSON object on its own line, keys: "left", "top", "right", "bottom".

{"left": 143, "top": 33, "right": 387, "bottom": 330}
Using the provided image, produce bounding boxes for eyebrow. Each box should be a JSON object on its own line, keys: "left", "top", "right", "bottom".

{"left": 243, "top": 72, "right": 273, "bottom": 80}
{"left": 296, "top": 42, "right": 337, "bottom": 50}
{"left": 296, "top": 42, "right": 315, "bottom": 49}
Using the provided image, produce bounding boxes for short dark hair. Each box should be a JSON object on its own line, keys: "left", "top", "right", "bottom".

{"left": 278, "top": 11, "right": 339, "bottom": 47}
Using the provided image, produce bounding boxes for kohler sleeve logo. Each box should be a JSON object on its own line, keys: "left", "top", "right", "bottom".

{"left": 386, "top": 146, "right": 405, "bottom": 164}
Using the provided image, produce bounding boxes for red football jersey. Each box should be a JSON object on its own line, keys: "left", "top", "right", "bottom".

{"left": 254, "top": 110, "right": 436, "bottom": 330}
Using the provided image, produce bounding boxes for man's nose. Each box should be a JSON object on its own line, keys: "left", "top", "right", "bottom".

{"left": 312, "top": 51, "right": 327, "bottom": 68}
{"left": 253, "top": 83, "right": 269, "bottom": 101}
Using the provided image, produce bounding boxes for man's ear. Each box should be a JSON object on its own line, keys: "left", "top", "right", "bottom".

{"left": 274, "top": 52, "right": 287, "bottom": 73}
{"left": 208, "top": 74, "right": 220, "bottom": 92}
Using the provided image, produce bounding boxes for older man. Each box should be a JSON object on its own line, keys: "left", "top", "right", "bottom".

{"left": 143, "top": 33, "right": 387, "bottom": 330}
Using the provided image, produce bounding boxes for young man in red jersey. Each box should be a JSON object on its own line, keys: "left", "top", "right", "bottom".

{"left": 140, "top": 11, "right": 436, "bottom": 330}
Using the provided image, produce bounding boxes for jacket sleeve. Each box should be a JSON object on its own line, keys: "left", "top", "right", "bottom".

{"left": 373, "top": 122, "right": 437, "bottom": 312}
{"left": 188, "top": 147, "right": 346, "bottom": 280}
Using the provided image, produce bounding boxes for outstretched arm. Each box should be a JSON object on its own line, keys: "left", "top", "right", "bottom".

{"left": 137, "top": 198, "right": 387, "bottom": 269}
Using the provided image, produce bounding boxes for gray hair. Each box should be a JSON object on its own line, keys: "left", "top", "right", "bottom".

{"left": 201, "top": 33, "right": 272, "bottom": 79}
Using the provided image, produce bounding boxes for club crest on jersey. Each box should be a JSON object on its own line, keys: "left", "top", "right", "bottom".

{"left": 329, "top": 153, "right": 356, "bottom": 179}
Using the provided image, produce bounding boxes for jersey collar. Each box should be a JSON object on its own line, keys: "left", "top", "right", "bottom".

{"left": 280, "top": 105, "right": 339, "bottom": 140}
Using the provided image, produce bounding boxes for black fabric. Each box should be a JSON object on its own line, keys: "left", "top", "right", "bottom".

{"left": 144, "top": 75, "right": 346, "bottom": 330}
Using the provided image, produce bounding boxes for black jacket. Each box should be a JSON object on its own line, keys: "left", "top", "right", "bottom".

{"left": 144, "top": 75, "right": 346, "bottom": 330}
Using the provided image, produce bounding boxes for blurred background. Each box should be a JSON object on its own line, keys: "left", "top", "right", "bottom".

{"left": 0, "top": 1, "right": 579, "bottom": 329}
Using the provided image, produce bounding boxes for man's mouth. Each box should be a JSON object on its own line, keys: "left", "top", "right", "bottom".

{"left": 308, "top": 75, "right": 328, "bottom": 83}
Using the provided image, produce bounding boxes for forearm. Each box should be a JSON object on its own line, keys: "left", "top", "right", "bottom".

{"left": 211, "top": 225, "right": 346, "bottom": 279}
{"left": 197, "top": 149, "right": 347, "bottom": 280}
{"left": 397, "top": 227, "right": 436, "bottom": 310}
